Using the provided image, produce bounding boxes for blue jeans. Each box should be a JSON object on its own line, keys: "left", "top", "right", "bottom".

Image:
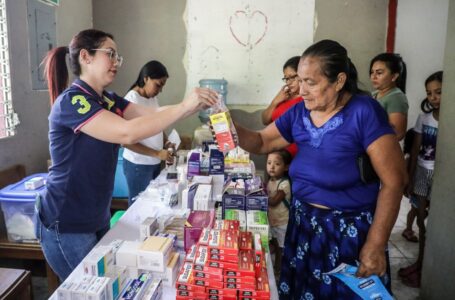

{"left": 123, "top": 159, "right": 161, "bottom": 206}
{"left": 34, "top": 213, "right": 109, "bottom": 281}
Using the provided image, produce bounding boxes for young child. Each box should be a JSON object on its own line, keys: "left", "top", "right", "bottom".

{"left": 401, "top": 97, "right": 434, "bottom": 243}
{"left": 266, "top": 150, "right": 292, "bottom": 279}
{"left": 399, "top": 71, "right": 443, "bottom": 288}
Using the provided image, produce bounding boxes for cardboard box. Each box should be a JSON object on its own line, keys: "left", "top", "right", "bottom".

{"left": 141, "top": 278, "right": 163, "bottom": 300}
{"left": 175, "top": 263, "right": 205, "bottom": 293}
{"left": 222, "top": 194, "right": 245, "bottom": 218}
{"left": 206, "top": 260, "right": 238, "bottom": 271}
{"left": 209, "top": 111, "right": 238, "bottom": 152}
{"left": 56, "top": 281, "right": 76, "bottom": 300}
{"left": 151, "top": 252, "right": 180, "bottom": 287}
{"left": 137, "top": 236, "right": 173, "bottom": 272}
{"left": 82, "top": 246, "right": 115, "bottom": 276}
{"left": 245, "top": 194, "right": 268, "bottom": 212}
{"left": 86, "top": 277, "right": 110, "bottom": 300}
{"left": 193, "top": 184, "right": 213, "bottom": 211}
{"left": 116, "top": 241, "right": 141, "bottom": 267}
{"left": 208, "top": 230, "right": 239, "bottom": 257}
{"left": 246, "top": 210, "right": 269, "bottom": 250}
{"left": 224, "top": 250, "right": 255, "bottom": 277}
{"left": 185, "top": 244, "right": 198, "bottom": 263}
{"left": 223, "top": 209, "right": 246, "bottom": 231}
{"left": 184, "top": 210, "right": 215, "bottom": 251}
{"left": 106, "top": 266, "right": 129, "bottom": 299}
{"left": 239, "top": 231, "right": 253, "bottom": 250}
{"left": 213, "top": 220, "right": 240, "bottom": 232}
{"left": 140, "top": 217, "right": 158, "bottom": 241}
{"left": 194, "top": 245, "right": 209, "bottom": 266}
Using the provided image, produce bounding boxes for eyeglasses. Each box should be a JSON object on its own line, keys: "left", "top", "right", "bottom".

{"left": 91, "top": 48, "right": 123, "bottom": 67}
{"left": 282, "top": 74, "right": 299, "bottom": 83}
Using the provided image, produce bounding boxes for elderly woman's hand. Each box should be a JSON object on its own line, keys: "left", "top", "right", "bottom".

{"left": 356, "top": 241, "right": 387, "bottom": 278}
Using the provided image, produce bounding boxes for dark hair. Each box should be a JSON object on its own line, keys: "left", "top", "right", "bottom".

{"left": 302, "top": 39, "right": 364, "bottom": 95}
{"left": 370, "top": 53, "right": 407, "bottom": 93}
{"left": 283, "top": 56, "right": 300, "bottom": 72}
{"left": 268, "top": 150, "right": 292, "bottom": 166}
{"left": 43, "top": 29, "right": 114, "bottom": 105}
{"left": 420, "top": 70, "right": 443, "bottom": 113}
{"left": 129, "top": 60, "right": 169, "bottom": 91}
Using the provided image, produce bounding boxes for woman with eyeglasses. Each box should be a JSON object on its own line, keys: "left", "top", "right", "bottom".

{"left": 122, "top": 60, "right": 175, "bottom": 206}
{"left": 261, "top": 56, "right": 303, "bottom": 157}
{"left": 35, "top": 29, "right": 217, "bottom": 281}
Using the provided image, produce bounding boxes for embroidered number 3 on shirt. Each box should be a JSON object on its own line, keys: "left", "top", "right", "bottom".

{"left": 71, "top": 95, "right": 91, "bottom": 114}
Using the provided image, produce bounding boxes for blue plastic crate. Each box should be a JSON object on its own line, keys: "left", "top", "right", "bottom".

{"left": 0, "top": 173, "right": 47, "bottom": 242}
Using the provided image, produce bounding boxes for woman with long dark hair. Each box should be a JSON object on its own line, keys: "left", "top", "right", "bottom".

{"left": 122, "top": 60, "right": 174, "bottom": 206}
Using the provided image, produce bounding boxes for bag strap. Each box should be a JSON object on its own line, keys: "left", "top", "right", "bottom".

{"left": 277, "top": 177, "right": 291, "bottom": 209}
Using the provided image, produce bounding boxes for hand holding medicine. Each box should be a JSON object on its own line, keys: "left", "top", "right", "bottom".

{"left": 208, "top": 95, "right": 239, "bottom": 153}
{"left": 182, "top": 87, "right": 219, "bottom": 114}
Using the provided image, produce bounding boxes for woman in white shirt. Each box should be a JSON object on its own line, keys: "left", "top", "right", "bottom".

{"left": 122, "top": 60, "right": 174, "bottom": 205}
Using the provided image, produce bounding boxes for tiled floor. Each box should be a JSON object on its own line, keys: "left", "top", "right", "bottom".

{"left": 390, "top": 199, "right": 421, "bottom": 300}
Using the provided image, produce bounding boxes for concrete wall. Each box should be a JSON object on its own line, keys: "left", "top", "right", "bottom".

{"left": 313, "top": 0, "right": 388, "bottom": 90}
{"left": 92, "top": 0, "right": 387, "bottom": 139}
{"left": 395, "top": 0, "right": 448, "bottom": 132}
{"left": 0, "top": 0, "right": 92, "bottom": 174}
{"left": 92, "top": 0, "right": 194, "bottom": 135}
{"left": 421, "top": 1, "right": 455, "bottom": 297}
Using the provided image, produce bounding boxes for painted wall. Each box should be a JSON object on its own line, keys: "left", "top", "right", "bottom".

{"left": 421, "top": 1, "right": 455, "bottom": 297}
{"left": 313, "top": 0, "right": 388, "bottom": 91}
{"left": 395, "top": 0, "right": 448, "bottom": 132}
{"left": 92, "top": 0, "right": 195, "bottom": 135}
{"left": 0, "top": 0, "right": 92, "bottom": 174}
{"left": 184, "top": 0, "right": 315, "bottom": 105}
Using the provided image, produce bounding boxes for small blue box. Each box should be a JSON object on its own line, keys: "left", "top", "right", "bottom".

{"left": 222, "top": 194, "right": 245, "bottom": 218}
{"left": 246, "top": 194, "right": 268, "bottom": 212}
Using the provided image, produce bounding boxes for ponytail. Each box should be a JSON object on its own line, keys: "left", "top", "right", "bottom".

{"left": 43, "top": 46, "right": 69, "bottom": 105}
{"left": 43, "top": 29, "right": 114, "bottom": 105}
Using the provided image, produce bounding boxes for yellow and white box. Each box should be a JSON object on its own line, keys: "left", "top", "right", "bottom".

{"left": 209, "top": 111, "right": 238, "bottom": 152}
{"left": 137, "top": 236, "right": 173, "bottom": 272}
{"left": 151, "top": 252, "right": 181, "bottom": 287}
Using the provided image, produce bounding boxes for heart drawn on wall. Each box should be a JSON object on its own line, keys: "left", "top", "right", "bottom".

{"left": 229, "top": 9, "right": 268, "bottom": 49}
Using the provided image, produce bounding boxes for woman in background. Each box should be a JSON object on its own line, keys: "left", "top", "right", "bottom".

{"left": 262, "top": 56, "right": 303, "bottom": 157}
{"left": 370, "top": 53, "right": 408, "bottom": 140}
{"left": 122, "top": 60, "right": 175, "bottom": 206}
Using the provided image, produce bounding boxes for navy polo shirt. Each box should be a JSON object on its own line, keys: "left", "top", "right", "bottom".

{"left": 41, "top": 79, "right": 130, "bottom": 233}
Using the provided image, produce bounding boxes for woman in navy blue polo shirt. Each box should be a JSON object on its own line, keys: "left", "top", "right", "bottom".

{"left": 234, "top": 40, "right": 407, "bottom": 299}
{"left": 36, "top": 29, "right": 217, "bottom": 281}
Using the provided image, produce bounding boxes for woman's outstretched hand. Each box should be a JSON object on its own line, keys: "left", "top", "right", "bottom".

{"left": 182, "top": 87, "right": 219, "bottom": 113}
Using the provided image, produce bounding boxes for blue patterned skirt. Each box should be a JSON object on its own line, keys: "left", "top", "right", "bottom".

{"left": 278, "top": 199, "right": 391, "bottom": 300}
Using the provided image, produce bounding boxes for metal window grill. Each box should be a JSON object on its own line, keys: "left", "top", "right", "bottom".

{"left": 0, "top": 0, "right": 18, "bottom": 138}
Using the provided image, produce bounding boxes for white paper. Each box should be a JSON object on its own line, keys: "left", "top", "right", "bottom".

{"left": 168, "top": 129, "right": 181, "bottom": 150}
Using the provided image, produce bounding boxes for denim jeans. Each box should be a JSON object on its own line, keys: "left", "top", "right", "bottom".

{"left": 34, "top": 213, "right": 109, "bottom": 281}
{"left": 123, "top": 159, "right": 161, "bottom": 206}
